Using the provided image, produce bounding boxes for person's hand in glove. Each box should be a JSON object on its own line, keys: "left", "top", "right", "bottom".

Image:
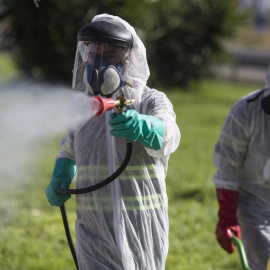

{"left": 215, "top": 188, "right": 241, "bottom": 254}
{"left": 109, "top": 109, "right": 164, "bottom": 150}
{"left": 45, "top": 158, "right": 76, "bottom": 206}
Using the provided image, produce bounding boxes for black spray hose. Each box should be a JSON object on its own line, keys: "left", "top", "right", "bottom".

{"left": 56, "top": 141, "right": 132, "bottom": 270}
{"left": 56, "top": 141, "right": 132, "bottom": 195}
{"left": 60, "top": 204, "right": 79, "bottom": 270}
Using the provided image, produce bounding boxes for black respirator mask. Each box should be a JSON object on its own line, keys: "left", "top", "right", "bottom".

{"left": 72, "top": 21, "right": 133, "bottom": 97}
{"left": 261, "top": 94, "right": 270, "bottom": 114}
{"left": 85, "top": 46, "right": 127, "bottom": 97}
{"left": 247, "top": 88, "right": 270, "bottom": 115}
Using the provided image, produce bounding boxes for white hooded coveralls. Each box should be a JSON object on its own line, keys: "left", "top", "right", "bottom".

{"left": 57, "top": 14, "right": 180, "bottom": 270}
{"left": 213, "top": 71, "right": 270, "bottom": 270}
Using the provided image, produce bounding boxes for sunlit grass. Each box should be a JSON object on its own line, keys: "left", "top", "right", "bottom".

{"left": 164, "top": 80, "right": 258, "bottom": 270}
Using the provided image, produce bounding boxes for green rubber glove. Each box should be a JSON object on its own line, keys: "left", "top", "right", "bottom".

{"left": 45, "top": 158, "right": 76, "bottom": 206}
{"left": 109, "top": 110, "right": 164, "bottom": 150}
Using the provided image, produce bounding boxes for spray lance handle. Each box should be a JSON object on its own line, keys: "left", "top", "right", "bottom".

{"left": 228, "top": 229, "right": 252, "bottom": 270}
{"left": 94, "top": 95, "right": 135, "bottom": 116}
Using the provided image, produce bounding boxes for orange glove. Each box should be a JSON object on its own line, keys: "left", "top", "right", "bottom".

{"left": 215, "top": 188, "right": 241, "bottom": 254}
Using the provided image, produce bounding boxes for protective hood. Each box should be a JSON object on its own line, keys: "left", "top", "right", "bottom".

{"left": 90, "top": 14, "right": 150, "bottom": 102}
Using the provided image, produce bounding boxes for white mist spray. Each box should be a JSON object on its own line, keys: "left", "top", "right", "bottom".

{"left": 0, "top": 81, "right": 100, "bottom": 187}
{"left": 68, "top": 91, "right": 101, "bottom": 131}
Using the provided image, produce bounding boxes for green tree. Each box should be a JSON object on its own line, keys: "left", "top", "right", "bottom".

{"left": 0, "top": 0, "right": 243, "bottom": 88}
{"left": 145, "top": 0, "right": 244, "bottom": 88}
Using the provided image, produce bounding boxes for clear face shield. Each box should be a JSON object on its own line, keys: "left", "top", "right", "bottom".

{"left": 72, "top": 41, "right": 129, "bottom": 97}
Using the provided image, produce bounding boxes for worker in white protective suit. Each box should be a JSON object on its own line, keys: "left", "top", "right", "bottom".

{"left": 213, "top": 64, "right": 270, "bottom": 270}
{"left": 45, "top": 14, "right": 180, "bottom": 270}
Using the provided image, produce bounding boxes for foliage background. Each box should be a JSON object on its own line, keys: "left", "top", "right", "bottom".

{"left": 0, "top": 0, "right": 243, "bottom": 88}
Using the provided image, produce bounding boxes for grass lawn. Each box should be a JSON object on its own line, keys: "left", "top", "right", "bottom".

{"left": 0, "top": 52, "right": 262, "bottom": 269}
{"left": 165, "top": 80, "right": 258, "bottom": 270}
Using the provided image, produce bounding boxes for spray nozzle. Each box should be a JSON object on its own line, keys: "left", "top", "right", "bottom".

{"left": 94, "top": 95, "right": 135, "bottom": 116}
